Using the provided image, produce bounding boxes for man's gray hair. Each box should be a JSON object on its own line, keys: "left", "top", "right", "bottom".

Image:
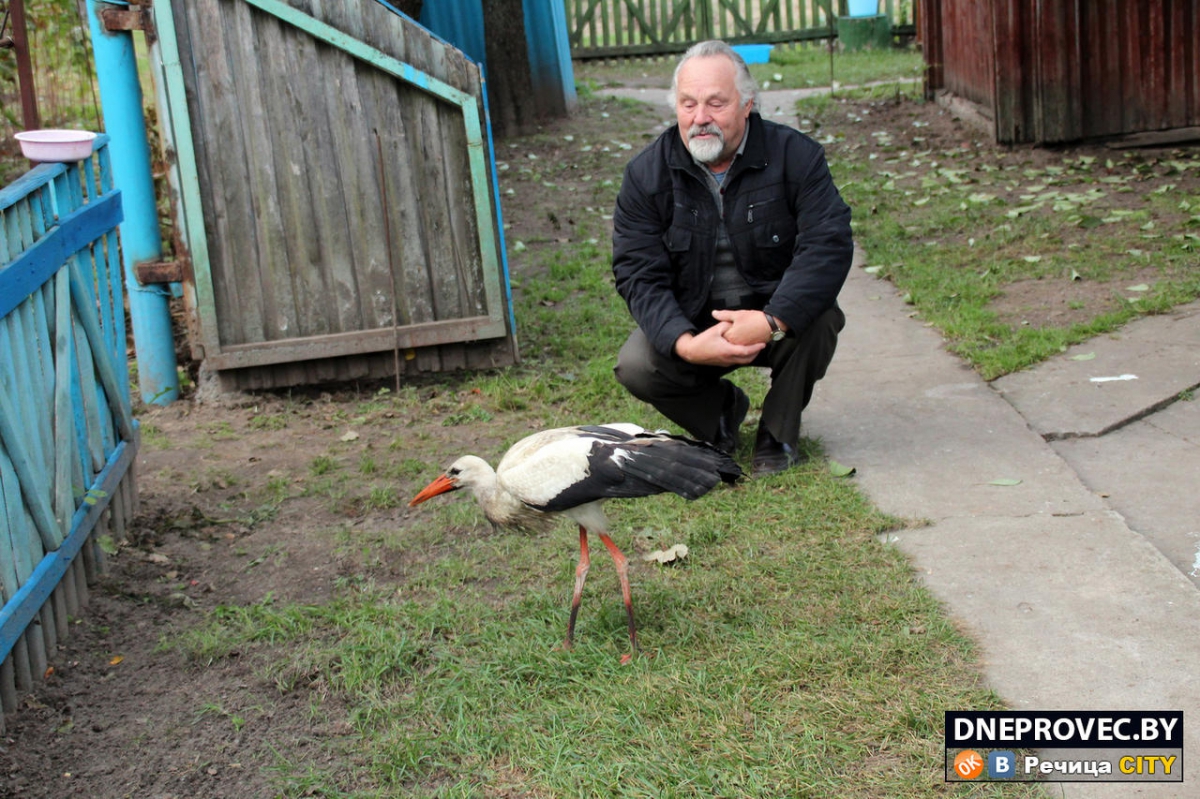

{"left": 667, "top": 40, "right": 758, "bottom": 111}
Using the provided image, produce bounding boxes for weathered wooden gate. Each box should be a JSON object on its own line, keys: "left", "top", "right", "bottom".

{"left": 566, "top": 0, "right": 914, "bottom": 58}
{"left": 0, "top": 138, "right": 137, "bottom": 731}
{"left": 151, "top": 0, "right": 516, "bottom": 390}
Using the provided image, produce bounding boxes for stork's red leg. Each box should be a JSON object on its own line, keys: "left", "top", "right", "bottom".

{"left": 565, "top": 526, "right": 590, "bottom": 649}
{"left": 598, "top": 532, "right": 639, "bottom": 659}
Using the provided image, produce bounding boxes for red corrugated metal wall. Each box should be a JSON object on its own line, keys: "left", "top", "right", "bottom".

{"left": 921, "top": 0, "right": 1200, "bottom": 144}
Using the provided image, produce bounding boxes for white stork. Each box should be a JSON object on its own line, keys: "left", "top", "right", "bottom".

{"left": 407, "top": 423, "right": 742, "bottom": 661}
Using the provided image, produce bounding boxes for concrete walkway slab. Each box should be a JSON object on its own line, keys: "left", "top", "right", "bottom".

{"left": 808, "top": 265, "right": 1200, "bottom": 798}
{"left": 810, "top": 267, "right": 1105, "bottom": 521}
{"left": 992, "top": 302, "right": 1200, "bottom": 438}
{"left": 1052, "top": 400, "right": 1200, "bottom": 588}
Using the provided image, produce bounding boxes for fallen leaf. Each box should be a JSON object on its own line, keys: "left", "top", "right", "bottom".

{"left": 109, "top": 655, "right": 124, "bottom": 666}
{"left": 829, "top": 461, "right": 857, "bottom": 477}
{"left": 339, "top": 430, "right": 359, "bottom": 442}
{"left": 988, "top": 478, "right": 1022, "bottom": 486}
{"left": 1126, "top": 283, "right": 1150, "bottom": 292}
{"left": 642, "top": 544, "right": 689, "bottom": 564}
{"left": 863, "top": 265, "right": 883, "bottom": 274}
{"left": 1070, "top": 352, "right": 1096, "bottom": 361}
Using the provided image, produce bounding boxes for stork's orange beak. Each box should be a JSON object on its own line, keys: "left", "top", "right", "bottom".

{"left": 408, "top": 474, "right": 459, "bottom": 507}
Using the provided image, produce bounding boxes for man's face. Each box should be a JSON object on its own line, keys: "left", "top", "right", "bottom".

{"left": 675, "top": 55, "right": 752, "bottom": 170}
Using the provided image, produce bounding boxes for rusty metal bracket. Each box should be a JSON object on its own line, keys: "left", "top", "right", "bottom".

{"left": 97, "top": 2, "right": 156, "bottom": 44}
{"left": 135, "top": 259, "right": 185, "bottom": 285}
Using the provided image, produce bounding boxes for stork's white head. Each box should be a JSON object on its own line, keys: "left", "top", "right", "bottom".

{"left": 408, "top": 455, "right": 496, "bottom": 507}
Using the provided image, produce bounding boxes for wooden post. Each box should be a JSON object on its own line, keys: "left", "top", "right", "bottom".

{"left": 9, "top": 0, "right": 41, "bottom": 130}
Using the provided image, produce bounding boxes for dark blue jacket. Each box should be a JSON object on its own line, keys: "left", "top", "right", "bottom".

{"left": 612, "top": 112, "right": 853, "bottom": 357}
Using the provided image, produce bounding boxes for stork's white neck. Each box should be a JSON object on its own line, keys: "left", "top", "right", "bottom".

{"left": 451, "top": 455, "right": 532, "bottom": 529}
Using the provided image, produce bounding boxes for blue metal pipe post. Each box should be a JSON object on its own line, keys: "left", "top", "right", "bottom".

{"left": 85, "top": 0, "right": 179, "bottom": 405}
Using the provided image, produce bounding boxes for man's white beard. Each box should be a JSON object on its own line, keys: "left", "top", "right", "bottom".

{"left": 687, "top": 124, "right": 725, "bottom": 164}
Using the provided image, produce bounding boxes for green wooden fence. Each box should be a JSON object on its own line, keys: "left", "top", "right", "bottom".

{"left": 0, "top": 137, "right": 138, "bottom": 731}
{"left": 566, "top": 0, "right": 914, "bottom": 58}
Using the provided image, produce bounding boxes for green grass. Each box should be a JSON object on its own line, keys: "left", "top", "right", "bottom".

{"left": 808, "top": 92, "right": 1200, "bottom": 378}
{"left": 762, "top": 44, "right": 923, "bottom": 89}
{"left": 152, "top": 51, "right": 1062, "bottom": 797}
{"left": 171, "top": 468, "right": 1029, "bottom": 797}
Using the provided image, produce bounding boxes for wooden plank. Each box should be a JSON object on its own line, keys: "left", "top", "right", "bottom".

{"left": 67, "top": 260, "right": 135, "bottom": 443}
{"left": 406, "top": 27, "right": 459, "bottom": 375}
{"left": 253, "top": 5, "right": 336, "bottom": 339}
{"left": 422, "top": 37, "right": 468, "bottom": 374}
{"left": 221, "top": 337, "right": 517, "bottom": 391}
{"left": 201, "top": 317, "right": 507, "bottom": 370}
{"left": 1163, "top": 0, "right": 1187, "bottom": 127}
{"left": 151, "top": 0, "right": 220, "bottom": 358}
{"left": 309, "top": 0, "right": 379, "bottom": 334}
{"left": 192, "top": 0, "right": 265, "bottom": 347}
{"left": 0, "top": 453, "right": 28, "bottom": 610}
{"left": 53, "top": 269, "right": 76, "bottom": 538}
{"left": 0, "top": 329, "right": 61, "bottom": 551}
{"left": 0, "top": 191, "right": 123, "bottom": 320}
{"left": 1031, "top": 0, "right": 1081, "bottom": 143}
{"left": 73, "top": 321, "right": 106, "bottom": 474}
{"left": 13, "top": 304, "right": 50, "bottom": 485}
{"left": 296, "top": 0, "right": 360, "bottom": 335}
{"left": 229, "top": 0, "right": 294, "bottom": 345}
{"left": 357, "top": 58, "right": 432, "bottom": 340}
{"left": 1104, "top": 126, "right": 1200, "bottom": 149}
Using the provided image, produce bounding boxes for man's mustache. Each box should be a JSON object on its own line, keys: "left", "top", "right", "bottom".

{"left": 688, "top": 123, "right": 723, "bottom": 141}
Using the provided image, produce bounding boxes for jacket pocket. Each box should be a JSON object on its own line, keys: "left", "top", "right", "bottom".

{"left": 745, "top": 197, "right": 780, "bottom": 224}
{"left": 753, "top": 216, "right": 795, "bottom": 271}
{"left": 663, "top": 225, "right": 692, "bottom": 253}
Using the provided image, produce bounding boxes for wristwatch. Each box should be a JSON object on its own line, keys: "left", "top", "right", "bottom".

{"left": 765, "top": 313, "right": 786, "bottom": 342}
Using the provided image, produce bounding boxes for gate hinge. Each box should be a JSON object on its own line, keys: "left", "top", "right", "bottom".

{"left": 97, "top": 2, "right": 157, "bottom": 45}
{"left": 135, "top": 259, "right": 186, "bottom": 285}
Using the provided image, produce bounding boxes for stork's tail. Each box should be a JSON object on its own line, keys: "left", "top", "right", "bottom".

{"left": 623, "top": 434, "right": 743, "bottom": 500}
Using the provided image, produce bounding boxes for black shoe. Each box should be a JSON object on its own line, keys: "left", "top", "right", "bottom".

{"left": 714, "top": 384, "right": 750, "bottom": 454}
{"left": 752, "top": 426, "right": 803, "bottom": 476}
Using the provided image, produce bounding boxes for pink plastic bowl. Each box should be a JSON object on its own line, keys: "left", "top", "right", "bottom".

{"left": 14, "top": 129, "right": 98, "bottom": 162}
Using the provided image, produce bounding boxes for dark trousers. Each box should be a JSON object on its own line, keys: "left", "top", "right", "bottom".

{"left": 614, "top": 305, "right": 845, "bottom": 447}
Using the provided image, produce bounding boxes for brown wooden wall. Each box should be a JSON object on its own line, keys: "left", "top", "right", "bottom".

{"left": 164, "top": 0, "right": 516, "bottom": 390}
{"left": 921, "top": 0, "right": 1200, "bottom": 144}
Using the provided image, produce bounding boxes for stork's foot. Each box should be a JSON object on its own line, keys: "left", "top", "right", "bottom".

{"left": 620, "top": 653, "right": 634, "bottom": 665}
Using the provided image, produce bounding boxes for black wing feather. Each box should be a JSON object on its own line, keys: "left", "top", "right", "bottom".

{"left": 538, "top": 432, "right": 742, "bottom": 512}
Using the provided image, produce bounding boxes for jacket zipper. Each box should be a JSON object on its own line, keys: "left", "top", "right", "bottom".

{"left": 747, "top": 199, "right": 772, "bottom": 223}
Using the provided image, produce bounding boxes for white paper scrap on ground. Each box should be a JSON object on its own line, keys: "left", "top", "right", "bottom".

{"left": 1089, "top": 374, "right": 1139, "bottom": 383}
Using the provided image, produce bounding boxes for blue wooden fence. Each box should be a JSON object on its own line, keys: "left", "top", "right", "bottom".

{"left": 0, "top": 136, "right": 138, "bottom": 730}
